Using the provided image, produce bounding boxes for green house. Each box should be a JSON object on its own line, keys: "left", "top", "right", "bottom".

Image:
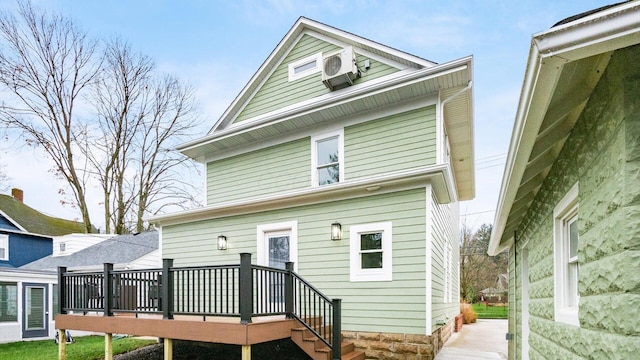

{"left": 149, "top": 17, "right": 474, "bottom": 358}
{"left": 489, "top": 2, "right": 640, "bottom": 359}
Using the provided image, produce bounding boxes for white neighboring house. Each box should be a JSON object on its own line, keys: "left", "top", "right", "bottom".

{"left": 0, "top": 231, "right": 159, "bottom": 343}
{"left": 52, "top": 234, "right": 114, "bottom": 257}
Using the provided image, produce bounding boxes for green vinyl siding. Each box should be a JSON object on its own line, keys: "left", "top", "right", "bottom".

{"left": 234, "top": 34, "right": 400, "bottom": 124}
{"left": 430, "top": 191, "right": 460, "bottom": 332}
{"left": 235, "top": 34, "right": 339, "bottom": 123}
{"left": 345, "top": 106, "right": 437, "bottom": 180}
{"left": 207, "top": 138, "right": 310, "bottom": 204}
{"left": 163, "top": 188, "right": 427, "bottom": 334}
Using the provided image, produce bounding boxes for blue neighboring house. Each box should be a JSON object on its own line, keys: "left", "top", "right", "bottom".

{"left": 0, "top": 189, "right": 88, "bottom": 268}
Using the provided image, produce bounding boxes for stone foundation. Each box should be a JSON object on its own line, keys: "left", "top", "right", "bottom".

{"left": 342, "top": 320, "right": 455, "bottom": 360}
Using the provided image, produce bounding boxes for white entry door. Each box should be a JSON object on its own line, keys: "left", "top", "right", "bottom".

{"left": 257, "top": 221, "right": 298, "bottom": 271}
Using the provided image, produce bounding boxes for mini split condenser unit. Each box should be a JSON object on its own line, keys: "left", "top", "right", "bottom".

{"left": 322, "top": 46, "right": 358, "bottom": 91}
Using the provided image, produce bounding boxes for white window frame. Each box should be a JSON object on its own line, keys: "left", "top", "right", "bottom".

{"left": 288, "top": 53, "right": 322, "bottom": 82}
{"left": 0, "top": 234, "right": 8, "bottom": 261}
{"left": 553, "top": 183, "right": 580, "bottom": 326}
{"left": 350, "top": 222, "right": 392, "bottom": 282}
{"left": 257, "top": 221, "right": 298, "bottom": 272}
{"left": 311, "top": 129, "right": 344, "bottom": 187}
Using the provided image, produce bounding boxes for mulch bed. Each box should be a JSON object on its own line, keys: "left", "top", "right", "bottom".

{"left": 114, "top": 339, "right": 311, "bottom": 360}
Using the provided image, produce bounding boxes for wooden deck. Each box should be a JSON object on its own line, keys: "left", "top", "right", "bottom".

{"left": 55, "top": 313, "right": 298, "bottom": 345}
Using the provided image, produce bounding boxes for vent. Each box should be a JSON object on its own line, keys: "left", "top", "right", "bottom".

{"left": 322, "top": 47, "right": 358, "bottom": 91}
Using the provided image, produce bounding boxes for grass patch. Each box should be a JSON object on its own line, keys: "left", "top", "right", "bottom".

{"left": 472, "top": 303, "right": 508, "bottom": 319}
{"left": 0, "top": 335, "right": 156, "bottom": 360}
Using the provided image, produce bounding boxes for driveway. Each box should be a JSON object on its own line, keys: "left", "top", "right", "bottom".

{"left": 436, "top": 319, "right": 508, "bottom": 360}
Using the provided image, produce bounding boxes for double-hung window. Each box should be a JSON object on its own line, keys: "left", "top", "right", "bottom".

{"left": 553, "top": 183, "right": 580, "bottom": 326}
{"left": 350, "top": 222, "right": 392, "bottom": 282}
{"left": 0, "top": 234, "right": 8, "bottom": 261}
{"left": 311, "top": 130, "right": 344, "bottom": 187}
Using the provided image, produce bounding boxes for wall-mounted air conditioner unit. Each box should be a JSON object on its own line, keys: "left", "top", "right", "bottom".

{"left": 322, "top": 46, "right": 358, "bottom": 91}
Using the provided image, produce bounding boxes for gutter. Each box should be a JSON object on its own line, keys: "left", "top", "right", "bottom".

{"left": 488, "top": 0, "right": 640, "bottom": 256}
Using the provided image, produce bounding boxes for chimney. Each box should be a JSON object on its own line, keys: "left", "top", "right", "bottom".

{"left": 11, "top": 188, "right": 23, "bottom": 203}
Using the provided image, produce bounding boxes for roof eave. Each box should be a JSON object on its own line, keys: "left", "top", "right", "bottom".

{"left": 178, "top": 56, "right": 472, "bottom": 158}
{"left": 488, "top": 1, "right": 640, "bottom": 256}
{"left": 147, "top": 164, "right": 456, "bottom": 226}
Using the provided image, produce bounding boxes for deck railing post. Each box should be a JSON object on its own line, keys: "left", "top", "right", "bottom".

{"left": 103, "top": 263, "right": 113, "bottom": 316}
{"left": 57, "top": 267, "right": 67, "bottom": 315}
{"left": 239, "top": 253, "right": 253, "bottom": 324}
{"left": 332, "top": 298, "right": 342, "bottom": 360}
{"left": 285, "top": 262, "right": 294, "bottom": 318}
{"left": 162, "top": 259, "right": 174, "bottom": 319}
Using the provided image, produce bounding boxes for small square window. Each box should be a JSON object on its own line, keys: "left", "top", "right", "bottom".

{"left": 350, "top": 222, "right": 392, "bottom": 282}
{"left": 59, "top": 243, "right": 66, "bottom": 252}
{"left": 554, "top": 183, "right": 580, "bottom": 326}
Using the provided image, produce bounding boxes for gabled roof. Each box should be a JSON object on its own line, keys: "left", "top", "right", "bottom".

{"left": 0, "top": 194, "right": 89, "bottom": 236}
{"left": 207, "top": 17, "right": 438, "bottom": 134}
{"left": 489, "top": 1, "right": 640, "bottom": 255}
{"left": 20, "top": 231, "right": 158, "bottom": 271}
{"left": 175, "top": 17, "right": 474, "bottom": 201}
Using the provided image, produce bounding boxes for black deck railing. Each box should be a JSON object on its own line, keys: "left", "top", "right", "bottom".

{"left": 57, "top": 253, "right": 341, "bottom": 359}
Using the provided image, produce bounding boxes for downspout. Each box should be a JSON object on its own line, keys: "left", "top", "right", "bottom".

{"left": 438, "top": 80, "right": 472, "bottom": 164}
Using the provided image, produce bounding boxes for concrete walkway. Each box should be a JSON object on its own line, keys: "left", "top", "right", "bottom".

{"left": 435, "top": 319, "right": 508, "bottom": 360}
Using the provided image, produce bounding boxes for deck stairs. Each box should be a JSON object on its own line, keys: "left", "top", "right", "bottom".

{"left": 290, "top": 320, "right": 365, "bottom": 360}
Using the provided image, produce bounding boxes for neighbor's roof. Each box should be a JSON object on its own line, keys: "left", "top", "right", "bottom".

{"left": 0, "top": 194, "right": 91, "bottom": 236}
{"left": 20, "top": 231, "right": 158, "bottom": 271}
{"left": 488, "top": 1, "right": 640, "bottom": 255}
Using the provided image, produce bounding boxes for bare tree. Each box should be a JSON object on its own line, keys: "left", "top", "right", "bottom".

{"left": 459, "top": 223, "right": 498, "bottom": 302}
{"left": 0, "top": 1, "right": 100, "bottom": 232}
{"left": 87, "top": 39, "right": 200, "bottom": 234}
{"left": 132, "top": 74, "right": 199, "bottom": 233}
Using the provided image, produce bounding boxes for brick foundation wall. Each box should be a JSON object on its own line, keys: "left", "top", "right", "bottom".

{"left": 343, "top": 319, "right": 455, "bottom": 360}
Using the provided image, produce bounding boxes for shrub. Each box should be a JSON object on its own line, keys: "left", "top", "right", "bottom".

{"left": 460, "top": 302, "right": 477, "bottom": 324}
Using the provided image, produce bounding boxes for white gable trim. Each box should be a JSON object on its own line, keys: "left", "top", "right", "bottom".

{"left": 0, "top": 210, "right": 27, "bottom": 232}
{"left": 308, "top": 30, "right": 412, "bottom": 71}
{"left": 489, "top": 0, "right": 640, "bottom": 255}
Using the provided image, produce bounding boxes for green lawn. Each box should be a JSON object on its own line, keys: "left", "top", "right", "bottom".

{"left": 472, "top": 303, "right": 508, "bottom": 319}
{"left": 0, "top": 335, "right": 156, "bottom": 360}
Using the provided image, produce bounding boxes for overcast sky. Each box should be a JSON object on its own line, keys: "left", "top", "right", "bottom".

{"left": 0, "top": 0, "right": 612, "bottom": 232}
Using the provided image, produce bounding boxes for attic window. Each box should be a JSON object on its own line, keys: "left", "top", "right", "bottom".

{"left": 288, "top": 53, "right": 322, "bottom": 82}
{"left": 0, "top": 234, "right": 8, "bottom": 260}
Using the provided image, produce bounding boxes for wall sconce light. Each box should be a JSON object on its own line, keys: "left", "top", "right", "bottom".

{"left": 331, "top": 222, "right": 342, "bottom": 241}
{"left": 217, "top": 235, "right": 228, "bottom": 250}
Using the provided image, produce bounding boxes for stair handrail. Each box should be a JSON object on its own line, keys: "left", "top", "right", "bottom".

{"left": 287, "top": 263, "right": 341, "bottom": 360}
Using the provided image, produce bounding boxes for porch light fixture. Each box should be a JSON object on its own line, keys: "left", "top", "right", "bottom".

{"left": 217, "top": 235, "right": 228, "bottom": 250}
{"left": 331, "top": 222, "right": 342, "bottom": 241}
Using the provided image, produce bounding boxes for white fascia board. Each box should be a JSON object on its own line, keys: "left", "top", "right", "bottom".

{"left": 0, "top": 227, "right": 54, "bottom": 240}
{"left": 178, "top": 57, "right": 471, "bottom": 156}
{"left": 0, "top": 210, "right": 27, "bottom": 232}
{"left": 147, "top": 164, "right": 453, "bottom": 227}
{"left": 488, "top": 1, "right": 640, "bottom": 256}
